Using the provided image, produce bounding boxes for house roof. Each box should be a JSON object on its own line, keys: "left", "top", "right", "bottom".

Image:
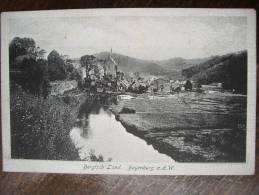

{"left": 154, "top": 78, "right": 168, "bottom": 82}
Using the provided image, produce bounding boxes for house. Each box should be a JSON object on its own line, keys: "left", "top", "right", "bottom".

{"left": 118, "top": 79, "right": 130, "bottom": 92}
{"left": 89, "top": 63, "right": 105, "bottom": 80}
{"left": 79, "top": 49, "right": 129, "bottom": 92}
{"left": 201, "top": 83, "right": 223, "bottom": 92}
{"left": 101, "top": 55, "right": 118, "bottom": 79}
{"left": 153, "top": 78, "right": 168, "bottom": 92}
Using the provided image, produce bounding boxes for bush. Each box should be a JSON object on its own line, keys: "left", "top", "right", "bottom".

{"left": 63, "top": 95, "right": 71, "bottom": 104}
{"left": 10, "top": 84, "right": 81, "bottom": 160}
{"left": 119, "top": 107, "right": 136, "bottom": 114}
{"left": 47, "top": 50, "right": 67, "bottom": 81}
{"left": 9, "top": 37, "right": 49, "bottom": 95}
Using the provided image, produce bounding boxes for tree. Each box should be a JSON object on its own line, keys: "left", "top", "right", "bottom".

{"left": 36, "top": 47, "right": 46, "bottom": 59}
{"left": 11, "top": 54, "right": 48, "bottom": 94}
{"left": 80, "top": 55, "right": 96, "bottom": 78}
{"left": 65, "top": 62, "right": 81, "bottom": 81}
{"left": 24, "top": 58, "right": 48, "bottom": 94}
{"left": 182, "top": 51, "right": 247, "bottom": 94}
{"left": 9, "top": 37, "right": 49, "bottom": 95}
{"left": 47, "top": 50, "right": 67, "bottom": 81}
{"left": 9, "top": 37, "right": 38, "bottom": 68}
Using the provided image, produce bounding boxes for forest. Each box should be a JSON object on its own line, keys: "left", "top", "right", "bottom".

{"left": 182, "top": 51, "right": 247, "bottom": 94}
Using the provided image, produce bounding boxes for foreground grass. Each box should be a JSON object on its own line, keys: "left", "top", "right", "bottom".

{"left": 111, "top": 92, "right": 247, "bottom": 162}
{"left": 10, "top": 84, "right": 85, "bottom": 160}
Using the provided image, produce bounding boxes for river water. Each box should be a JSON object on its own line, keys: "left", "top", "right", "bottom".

{"left": 69, "top": 91, "right": 246, "bottom": 162}
{"left": 70, "top": 101, "right": 173, "bottom": 162}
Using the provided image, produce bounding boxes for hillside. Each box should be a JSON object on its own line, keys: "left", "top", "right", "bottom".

{"left": 94, "top": 52, "right": 213, "bottom": 79}
{"left": 154, "top": 57, "right": 209, "bottom": 72}
{"left": 94, "top": 52, "right": 168, "bottom": 76}
{"left": 182, "top": 50, "right": 247, "bottom": 94}
{"left": 76, "top": 51, "right": 247, "bottom": 87}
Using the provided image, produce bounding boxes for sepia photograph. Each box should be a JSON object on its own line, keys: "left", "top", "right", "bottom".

{"left": 1, "top": 9, "right": 256, "bottom": 175}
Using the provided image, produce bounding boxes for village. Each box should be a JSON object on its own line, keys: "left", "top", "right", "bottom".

{"left": 50, "top": 50, "right": 223, "bottom": 97}
{"left": 5, "top": 7, "right": 249, "bottom": 175}
{"left": 9, "top": 44, "right": 247, "bottom": 163}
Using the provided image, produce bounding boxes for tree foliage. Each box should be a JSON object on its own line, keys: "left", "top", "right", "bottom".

{"left": 80, "top": 55, "right": 96, "bottom": 77}
{"left": 9, "top": 37, "right": 49, "bottom": 95}
{"left": 182, "top": 51, "right": 247, "bottom": 94}
{"left": 9, "top": 37, "right": 37, "bottom": 61}
{"left": 9, "top": 37, "right": 47, "bottom": 67}
{"left": 65, "top": 62, "right": 81, "bottom": 81}
{"left": 47, "top": 50, "right": 67, "bottom": 81}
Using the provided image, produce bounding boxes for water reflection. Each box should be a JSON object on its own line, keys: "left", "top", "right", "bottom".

{"left": 70, "top": 97, "right": 173, "bottom": 162}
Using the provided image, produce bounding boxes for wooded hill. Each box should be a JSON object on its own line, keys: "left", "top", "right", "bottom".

{"left": 94, "top": 52, "right": 168, "bottom": 76}
{"left": 94, "top": 52, "right": 207, "bottom": 79}
{"left": 182, "top": 50, "right": 247, "bottom": 94}
{"left": 75, "top": 50, "right": 248, "bottom": 94}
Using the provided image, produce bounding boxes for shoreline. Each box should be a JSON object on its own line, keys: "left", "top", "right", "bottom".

{"left": 110, "top": 93, "right": 246, "bottom": 162}
{"left": 114, "top": 114, "right": 246, "bottom": 162}
{"left": 10, "top": 84, "right": 87, "bottom": 160}
{"left": 114, "top": 114, "right": 203, "bottom": 162}
{"left": 11, "top": 85, "right": 246, "bottom": 163}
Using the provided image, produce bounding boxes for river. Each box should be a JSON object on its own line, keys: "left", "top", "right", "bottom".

{"left": 70, "top": 91, "right": 246, "bottom": 162}
{"left": 70, "top": 99, "right": 173, "bottom": 162}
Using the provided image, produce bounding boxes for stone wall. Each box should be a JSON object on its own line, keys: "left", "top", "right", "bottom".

{"left": 50, "top": 80, "right": 78, "bottom": 96}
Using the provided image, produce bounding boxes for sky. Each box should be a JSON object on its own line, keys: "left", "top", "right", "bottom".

{"left": 9, "top": 16, "right": 247, "bottom": 60}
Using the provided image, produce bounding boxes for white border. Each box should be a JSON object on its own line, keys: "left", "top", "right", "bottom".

{"left": 1, "top": 8, "right": 256, "bottom": 175}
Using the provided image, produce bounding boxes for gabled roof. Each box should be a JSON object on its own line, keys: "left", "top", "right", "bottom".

{"left": 109, "top": 55, "right": 118, "bottom": 66}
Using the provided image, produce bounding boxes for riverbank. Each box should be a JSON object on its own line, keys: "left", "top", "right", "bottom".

{"left": 10, "top": 83, "right": 86, "bottom": 160}
{"left": 110, "top": 92, "right": 247, "bottom": 162}
{"left": 70, "top": 107, "right": 173, "bottom": 162}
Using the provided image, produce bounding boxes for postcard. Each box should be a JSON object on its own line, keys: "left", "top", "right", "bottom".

{"left": 1, "top": 8, "right": 256, "bottom": 175}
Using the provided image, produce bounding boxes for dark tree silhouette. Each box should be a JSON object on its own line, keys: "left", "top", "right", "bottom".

{"left": 9, "top": 37, "right": 49, "bottom": 94}
{"left": 47, "top": 50, "right": 67, "bottom": 81}
{"left": 182, "top": 51, "right": 247, "bottom": 94}
{"left": 80, "top": 55, "right": 96, "bottom": 78}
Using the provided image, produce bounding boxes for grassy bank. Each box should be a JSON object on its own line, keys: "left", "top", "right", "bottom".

{"left": 111, "top": 92, "right": 247, "bottom": 162}
{"left": 10, "top": 84, "right": 86, "bottom": 160}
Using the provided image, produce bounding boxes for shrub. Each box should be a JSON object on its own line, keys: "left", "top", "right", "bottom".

{"left": 47, "top": 50, "right": 67, "bottom": 81}
{"left": 119, "top": 107, "right": 136, "bottom": 114}
{"left": 10, "top": 83, "right": 81, "bottom": 160}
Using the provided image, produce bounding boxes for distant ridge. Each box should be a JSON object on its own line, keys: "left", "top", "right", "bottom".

{"left": 94, "top": 51, "right": 168, "bottom": 76}
{"left": 182, "top": 50, "right": 247, "bottom": 93}
{"left": 73, "top": 50, "right": 247, "bottom": 84}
